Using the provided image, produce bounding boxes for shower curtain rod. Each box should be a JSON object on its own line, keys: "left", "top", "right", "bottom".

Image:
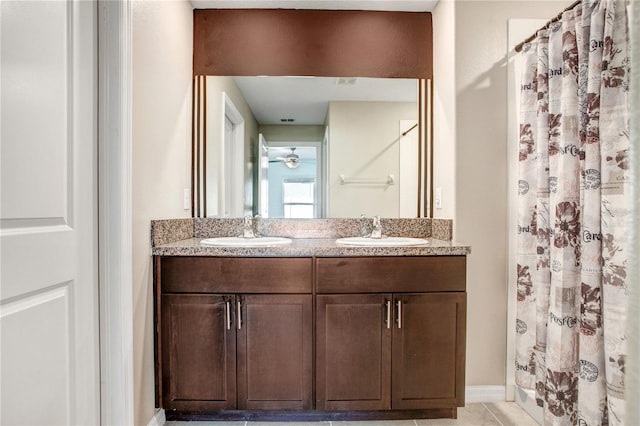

{"left": 513, "top": 0, "right": 582, "bottom": 53}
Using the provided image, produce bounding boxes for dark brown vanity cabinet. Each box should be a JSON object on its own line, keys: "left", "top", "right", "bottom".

{"left": 315, "top": 257, "right": 467, "bottom": 412}
{"left": 157, "top": 257, "right": 313, "bottom": 412}
{"left": 155, "top": 254, "right": 466, "bottom": 420}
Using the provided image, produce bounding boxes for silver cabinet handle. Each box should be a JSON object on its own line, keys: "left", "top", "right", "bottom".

{"left": 226, "top": 301, "right": 231, "bottom": 330}
{"left": 237, "top": 300, "right": 242, "bottom": 330}
{"left": 396, "top": 299, "right": 402, "bottom": 329}
{"left": 385, "top": 300, "right": 391, "bottom": 329}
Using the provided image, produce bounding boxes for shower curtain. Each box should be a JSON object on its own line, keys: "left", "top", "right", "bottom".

{"left": 516, "top": 0, "right": 630, "bottom": 425}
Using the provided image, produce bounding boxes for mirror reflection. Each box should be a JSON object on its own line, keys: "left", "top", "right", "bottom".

{"left": 204, "top": 76, "right": 420, "bottom": 218}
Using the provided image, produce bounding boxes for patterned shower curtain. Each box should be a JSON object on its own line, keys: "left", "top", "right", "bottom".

{"left": 516, "top": 0, "right": 631, "bottom": 424}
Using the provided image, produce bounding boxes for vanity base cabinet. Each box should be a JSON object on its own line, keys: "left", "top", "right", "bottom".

{"left": 161, "top": 294, "right": 313, "bottom": 412}
{"left": 156, "top": 255, "right": 466, "bottom": 420}
{"left": 157, "top": 256, "right": 314, "bottom": 413}
{"left": 315, "top": 293, "right": 466, "bottom": 411}
{"left": 315, "top": 256, "right": 467, "bottom": 413}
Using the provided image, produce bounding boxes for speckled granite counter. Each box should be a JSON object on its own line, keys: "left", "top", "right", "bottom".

{"left": 151, "top": 218, "right": 470, "bottom": 257}
{"left": 152, "top": 236, "right": 470, "bottom": 257}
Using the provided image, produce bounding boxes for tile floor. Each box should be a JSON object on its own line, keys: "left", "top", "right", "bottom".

{"left": 166, "top": 402, "right": 539, "bottom": 426}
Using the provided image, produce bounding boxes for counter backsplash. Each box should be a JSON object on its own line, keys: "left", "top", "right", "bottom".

{"left": 151, "top": 217, "right": 453, "bottom": 247}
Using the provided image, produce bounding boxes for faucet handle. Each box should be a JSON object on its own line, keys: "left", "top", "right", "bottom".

{"left": 242, "top": 215, "right": 255, "bottom": 239}
{"left": 370, "top": 215, "right": 383, "bottom": 239}
{"left": 253, "top": 214, "right": 262, "bottom": 237}
{"left": 359, "top": 214, "right": 369, "bottom": 236}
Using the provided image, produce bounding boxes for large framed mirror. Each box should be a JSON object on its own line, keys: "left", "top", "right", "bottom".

{"left": 191, "top": 9, "right": 434, "bottom": 218}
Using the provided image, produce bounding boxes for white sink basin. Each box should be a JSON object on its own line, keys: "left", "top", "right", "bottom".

{"left": 335, "top": 236, "right": 429, "bottom": 246}
{"left": 200, "top": 236, "right": 293, "bottom": 247}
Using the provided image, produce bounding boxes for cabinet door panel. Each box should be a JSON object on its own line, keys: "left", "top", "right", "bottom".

{"left": 161, "top": 295, "right": 236, "bottom": 411}
{"left": 316, "top": 294, "right": 391, "bottom": 410}
{"left": 392, "top": 293, "right": 466, "bottom": 409}
{"left": 237, "top": 294, "right": 313, "bottom": 410}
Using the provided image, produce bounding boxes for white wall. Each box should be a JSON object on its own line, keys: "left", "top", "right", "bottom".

{"left": 328, "top": 101, "right": 417, "bottom": 217}
{"left": 205, "top": 77, "right": 259, "bottom": 217}
{"left": 432, "top": 0, "right": 573, "bottom": 390}
{"left": 432, "top": 0, "right": 456, "bottom": 220}
{"left": 132, "top": 1, "right": 193, "bottom": 424}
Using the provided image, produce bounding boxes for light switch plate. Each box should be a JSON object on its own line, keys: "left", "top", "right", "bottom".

{"left": 183, "top": 188, "right": 190, "bottom": 210}
{"left": 435, "top": 187, "right": 442, "bottom": 209}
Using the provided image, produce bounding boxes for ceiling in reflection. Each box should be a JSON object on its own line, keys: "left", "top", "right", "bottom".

{"left": 233, "top": 76, "right": 417, "bottom": 125}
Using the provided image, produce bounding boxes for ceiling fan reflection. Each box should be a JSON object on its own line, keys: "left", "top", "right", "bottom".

{"left": 269, "top": 147, "right": 305, "bottom": 169}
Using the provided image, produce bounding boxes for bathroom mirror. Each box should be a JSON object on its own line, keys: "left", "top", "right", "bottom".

{"left": 192, "top": 9, "right": 433, "bottom": 217}
{"left": 199, "top": 75, "right": 428, "bottom": 219}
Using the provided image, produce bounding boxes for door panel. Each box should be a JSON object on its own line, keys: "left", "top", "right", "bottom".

{"left": 316, "top": 294, "right": 391, "bottom": 410}
{"left": 0, "top": 1, "right": 99, "bottom": 424}
{"left": 392, "top": 293, "right": 466, "bottom": 409}
{"left": 162, "top": 294, "right": 237, "bottom": 411}
{"left": 238, "top": 294, "right": 313, "bottom": 410}
{"left": 1, "top": 286, "right": 72, "bottom": 424}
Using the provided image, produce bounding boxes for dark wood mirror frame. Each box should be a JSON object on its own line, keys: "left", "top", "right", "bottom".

{"left": 192, "top": 9, "right": 434, "bottom": 217}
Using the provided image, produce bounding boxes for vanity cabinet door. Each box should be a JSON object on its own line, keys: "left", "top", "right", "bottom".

{"left": 391, "top": 293, "right": 466, "bottom": 409}
{"left": 316, "top": 294, "right": 392, "bottom": 410}
{"left": 161, "top": 294, "right": 237, "bottom": 411}
{"left": 237, "top": 294, "right": 313, "bottom": 410}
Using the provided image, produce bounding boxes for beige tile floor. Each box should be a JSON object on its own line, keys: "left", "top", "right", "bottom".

{"left": 166, "top": 402, "right": 539, "bottom": 426}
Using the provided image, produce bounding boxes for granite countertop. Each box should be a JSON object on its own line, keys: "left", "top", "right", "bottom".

{"left": 150, "top": 218, "right": 471, "bottom": 257}
{"left": 152, "top": 237, "right": 471, "bottom": 257}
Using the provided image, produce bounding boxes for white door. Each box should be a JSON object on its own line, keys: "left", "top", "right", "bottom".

{"left": 258, "top": 134, "right": 269, "bottom": 217}
{"left": 223, "top": 115, "right": 235, "bottom": 216}
{"left": 222, "top": 93, "right": 245, "bottom": 217}
{"left": 1, "top": 1, "right": 100, "bottom": 425}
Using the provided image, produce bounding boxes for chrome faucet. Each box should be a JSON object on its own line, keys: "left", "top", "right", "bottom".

{"left": 243, "top": 215, "right": 255, "bottom": 239}
{"left": 370, "top": 215, "right": 383, "bottom": 239}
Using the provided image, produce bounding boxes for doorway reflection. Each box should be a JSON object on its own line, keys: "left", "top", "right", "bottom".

{"left": 260, "top": 144, "right": 323, "bottom": 218}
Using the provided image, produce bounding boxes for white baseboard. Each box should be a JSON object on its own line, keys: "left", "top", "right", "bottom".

{"left": 147, "top": 409, "right": 166, "bottom": 426}
{"left": 465, "top": 385, "right": 507, "bottom": 403}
